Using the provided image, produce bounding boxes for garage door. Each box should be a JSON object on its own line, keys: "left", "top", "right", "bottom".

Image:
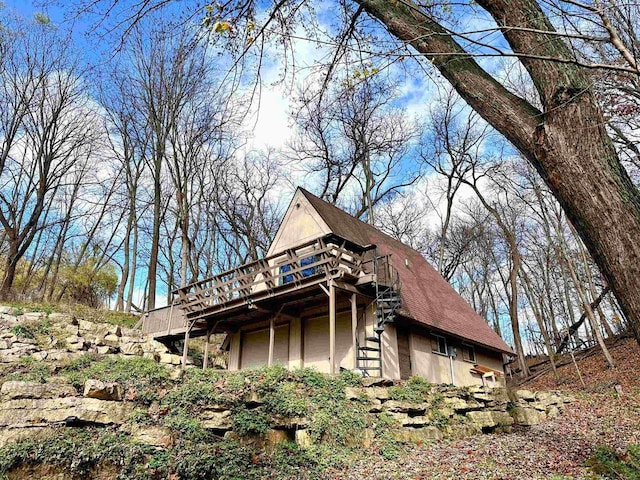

{"left": 240, "top": 325, "right": 289, "bottom": 369}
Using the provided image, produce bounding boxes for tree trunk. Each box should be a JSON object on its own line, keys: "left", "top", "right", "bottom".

{"left": 356, "top": 0, "right": 640, "bottom": 345}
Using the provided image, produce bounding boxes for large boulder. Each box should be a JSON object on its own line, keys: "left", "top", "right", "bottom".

{"left": 390, "top": 426, "right": 443, "bottom": 443}
{"left": 83, "top": 379, "right": 124, "bottom": 401}
{"left": 0, "top": 397, "right": 134, "bottom": 427}
{"left": 510, "top": 406, "right": 547, "bottom": 426}
{"left": 1, "top": 381, "right": 76, "bottom": 400}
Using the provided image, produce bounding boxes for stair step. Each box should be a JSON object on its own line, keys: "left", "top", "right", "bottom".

{"left": 365, "top": 336, "right": 381, "bottom": 343}
{"left": 359, "top": 346, "right": 381, "bottom": 352}
{"left": 357, "top": 356, "right": 382, "bottom": 362}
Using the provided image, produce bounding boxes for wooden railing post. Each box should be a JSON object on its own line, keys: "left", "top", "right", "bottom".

{"left": 329, "top": 282, "right": 336, "bottom": 375}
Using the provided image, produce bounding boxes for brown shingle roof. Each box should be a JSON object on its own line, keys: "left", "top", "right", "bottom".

{"left": 299, "top": 188, "right": 513, "bottom": 354}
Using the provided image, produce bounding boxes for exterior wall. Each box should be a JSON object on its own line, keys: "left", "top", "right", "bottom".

{"left": 409, "top": 329, "right": 505, "bottom": 387}
{"left": 381, "top": 323, "right": 400, "bottom": 380}
{"left": 303, "top": 312, "right": 354, "bottom": 373}
{"left": 266, "top": 191, "right": 331, "bottom": 256}
{"left": 240, "top": 325, "right": 289, "bottom": 369}
{"left": 226, "top": 312, "right": 357, "bottom": 374}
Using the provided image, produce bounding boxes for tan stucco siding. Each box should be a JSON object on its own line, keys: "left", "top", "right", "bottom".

{"left": 303, "top": 313, "right": 353, "bottom": 373}
{"left": 409, "top": 330, "right": 505, "bottom": 386}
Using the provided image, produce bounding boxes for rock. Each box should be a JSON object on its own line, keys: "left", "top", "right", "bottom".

{"left": 0, "top": 397, "right": 133, "bottom": 426}
{"left": 200, "top": 410, "right": 232, "bottom": 430}
{"left": 128, "top": 425, "right": 174, "bottom": 449}
{"left": 511, "top": 406, "right": 547, "bottom": 426}
{"left": 465, "top": 411, "right": 497, "bottom": 429}
{"left": 158, "top": 353, "right": 182, "bottom": 365}
{"left": 264, "top": 429, "right": 290, "bottom": 451}
{"left": 0, "top": 426, "right": 49, "bottom": 447}
{"left": 49, "top": 313, "right": 72, "bottom": 322}
{"left": 96, "top": 345, "right": 116, "bottom": 355}
{"left": 245, "top": 391, "right": 264, "bottom": 406}
{"left": 295, "top": 429, "right": 313, "bottom": 448}
{"left": 491, "top": 411, "right": 515, "bottom": 427}
{"left": 83, "top": 379, "right": 124, "bottom": 401}
{"left": 390, "top": 426, "right": 442, "bottom": 443}
{"left": 119, "top": 342, "right": 143, "bottom": 356}
{"left": 272, "top": 416, "right": 309, "bottom": 429}
{"left": 514, "top": 389, "right": 536, "bottom": 401}
{"left": 22, "top": 312, "right": 45, "bottom": 321}
{"left": 0, "top": 339, "right": 12, "bottom": 350}
{"left": 345, "top": 386, "right": 389, "bottom": 401}
{"left": 443, "top": 397, "right": 483, "bottom": 412}
{"left": 361, "top": 377, "right": 393, "bottom": 387}
{"left": 345, "top": 387, "right": 362, "bottom": 400}
{"left": 31, "top": 351, "right": 48, "bottom": 361}
{"left": 142, "top": 340, "right": 169, "bottom": 354}
{"left": 0, "top": 306, "right": 14, "bottom": 315}
{"left": 547, "top": 406, "right": 560, "bottom": 419}
{"left": 1, "top": 381, "right": 77, "bottom": 400}
{"left": 383, "top": 400, "right": 429, "bottom": 414}
{"left": 102, "top": 334, "right": 121, "bottom": 346}
{"left": 402, "top": 415, "right": 430, "bottom": 427}
{"left": 441, "top": 423, "right": 481, "bottom": 439}
{"left": 64, "top": 324, "right": 80, "bottom": 335}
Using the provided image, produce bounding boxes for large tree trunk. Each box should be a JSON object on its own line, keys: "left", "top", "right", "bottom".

{"left": 356, "top": 0, "right": 640, "bottom": 344}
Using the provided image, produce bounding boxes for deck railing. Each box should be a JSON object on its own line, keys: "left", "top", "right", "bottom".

{"left": 174, "top": 236, "right": 370, "bottom": 321}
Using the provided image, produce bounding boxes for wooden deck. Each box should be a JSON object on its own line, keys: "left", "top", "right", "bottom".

{"left": 143, "top": 235, "right": 376, "bottom": 340}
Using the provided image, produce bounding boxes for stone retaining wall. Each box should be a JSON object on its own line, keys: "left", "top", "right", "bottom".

{"left": 0, "top": 377, "right": 573, "bottom": 450}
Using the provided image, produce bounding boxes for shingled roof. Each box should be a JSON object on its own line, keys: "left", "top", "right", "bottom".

{"left": 298, "top": 188, "right": 513, "bottom": 354}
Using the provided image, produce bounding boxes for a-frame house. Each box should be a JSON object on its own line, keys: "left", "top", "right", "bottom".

{"left": 144, "top": 187, "right": 513, "bottom": 386}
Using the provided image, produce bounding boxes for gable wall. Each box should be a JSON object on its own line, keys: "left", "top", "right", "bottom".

{"left": 267, "top": 191, "right": 331, "bottom": 256}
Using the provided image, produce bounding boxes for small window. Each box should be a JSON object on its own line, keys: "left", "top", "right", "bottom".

{"left": 300, "top": 255, "right": 317, "bottom": 277}
{"left": 431, "top": 334, "right": 447, "bottom": 355}
{"left": 279, "top": 263, "right": 294, "bottom": 285}
{"left": 462, "top": 344, "right": 476, "bottom": 363}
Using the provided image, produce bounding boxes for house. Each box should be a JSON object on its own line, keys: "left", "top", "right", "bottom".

{"left": 143, "top": 187, "right": 513, "bottom": 386}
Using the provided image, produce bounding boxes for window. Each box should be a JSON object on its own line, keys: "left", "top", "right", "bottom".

{"left": 279, "top": 263, "right": 294, "bottom": 285}
{"left": 300, "top": 255, "right": 317, "bottom": 277}
{"left": 278, "top": 255, "right": 318, "bottom": 285}
{"left": 462, "top": 344, "right": 476, "bottom": 363}
{"left": 431, "top": 334, "right": 447, "bottom": 355}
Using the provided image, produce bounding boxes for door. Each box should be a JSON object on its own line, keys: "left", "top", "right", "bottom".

{"left": 397, "top": 325, "right": 412, "bottom": 379}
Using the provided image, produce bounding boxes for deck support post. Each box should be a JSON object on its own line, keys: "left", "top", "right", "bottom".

{"left": 181, "top": 322, "right": 191, "bottom": 370}
{"left": 350, "top": 294, "right": 358, "bottom": 369}
{"left": 329, "top": 282, "right": 336, "bottom": 374}
{"left": 202, "top": 327, "right": 211, "bottom": 370}
{"left": 268, "top": 316, "right": 275, "bottom": 366}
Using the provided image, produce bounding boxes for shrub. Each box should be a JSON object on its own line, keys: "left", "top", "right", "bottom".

{"left": 10, "top": 324, "right": 35, "bottom": 339}
{"left": 61, "top": 355, "right": 170, "bottom": 402}
{"left": 587, "top": 444, "right": 640, "bottom": 479}
{"left": 232, "top": 406, "right": 271, "bottom": 436}
{"left": 389, "top": 376, "right": 432, "bottom": 403}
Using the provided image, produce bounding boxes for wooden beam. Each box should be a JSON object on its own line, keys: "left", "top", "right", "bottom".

{"left": 181, "top": 321, "right": 192, "bottom": 370}
{"left": 351, "top": 293, "right": 358, "bottom": 369}
{"left": 333, "top": 280, "right": 360, "bottom": 295}
{"left": 202, "top": 327, "right": 211, "bottom": 370}
{"left": 329, "top": 283, "right": 336, "bottom": 374}
{"left": 268, "top": 316, "right": 275, "bottom": 366}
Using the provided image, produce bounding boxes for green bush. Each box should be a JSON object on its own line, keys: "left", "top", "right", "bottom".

{"left": 388, "top": 376, "right": 432, "bottom": 403}
{"left": 0, "top": 429, "right": 152, "bottom": 479}
{"left": 9, "top": 324, "right": 35, "bottom": 339}
{"left": 587, "top": 444, "right": 640, "bottom": 479}
{"left": 232, "top": 406, "right": 271, "bottom": 436}
{"left": 60, "top": 355, "right": 170, "bottom": 402}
